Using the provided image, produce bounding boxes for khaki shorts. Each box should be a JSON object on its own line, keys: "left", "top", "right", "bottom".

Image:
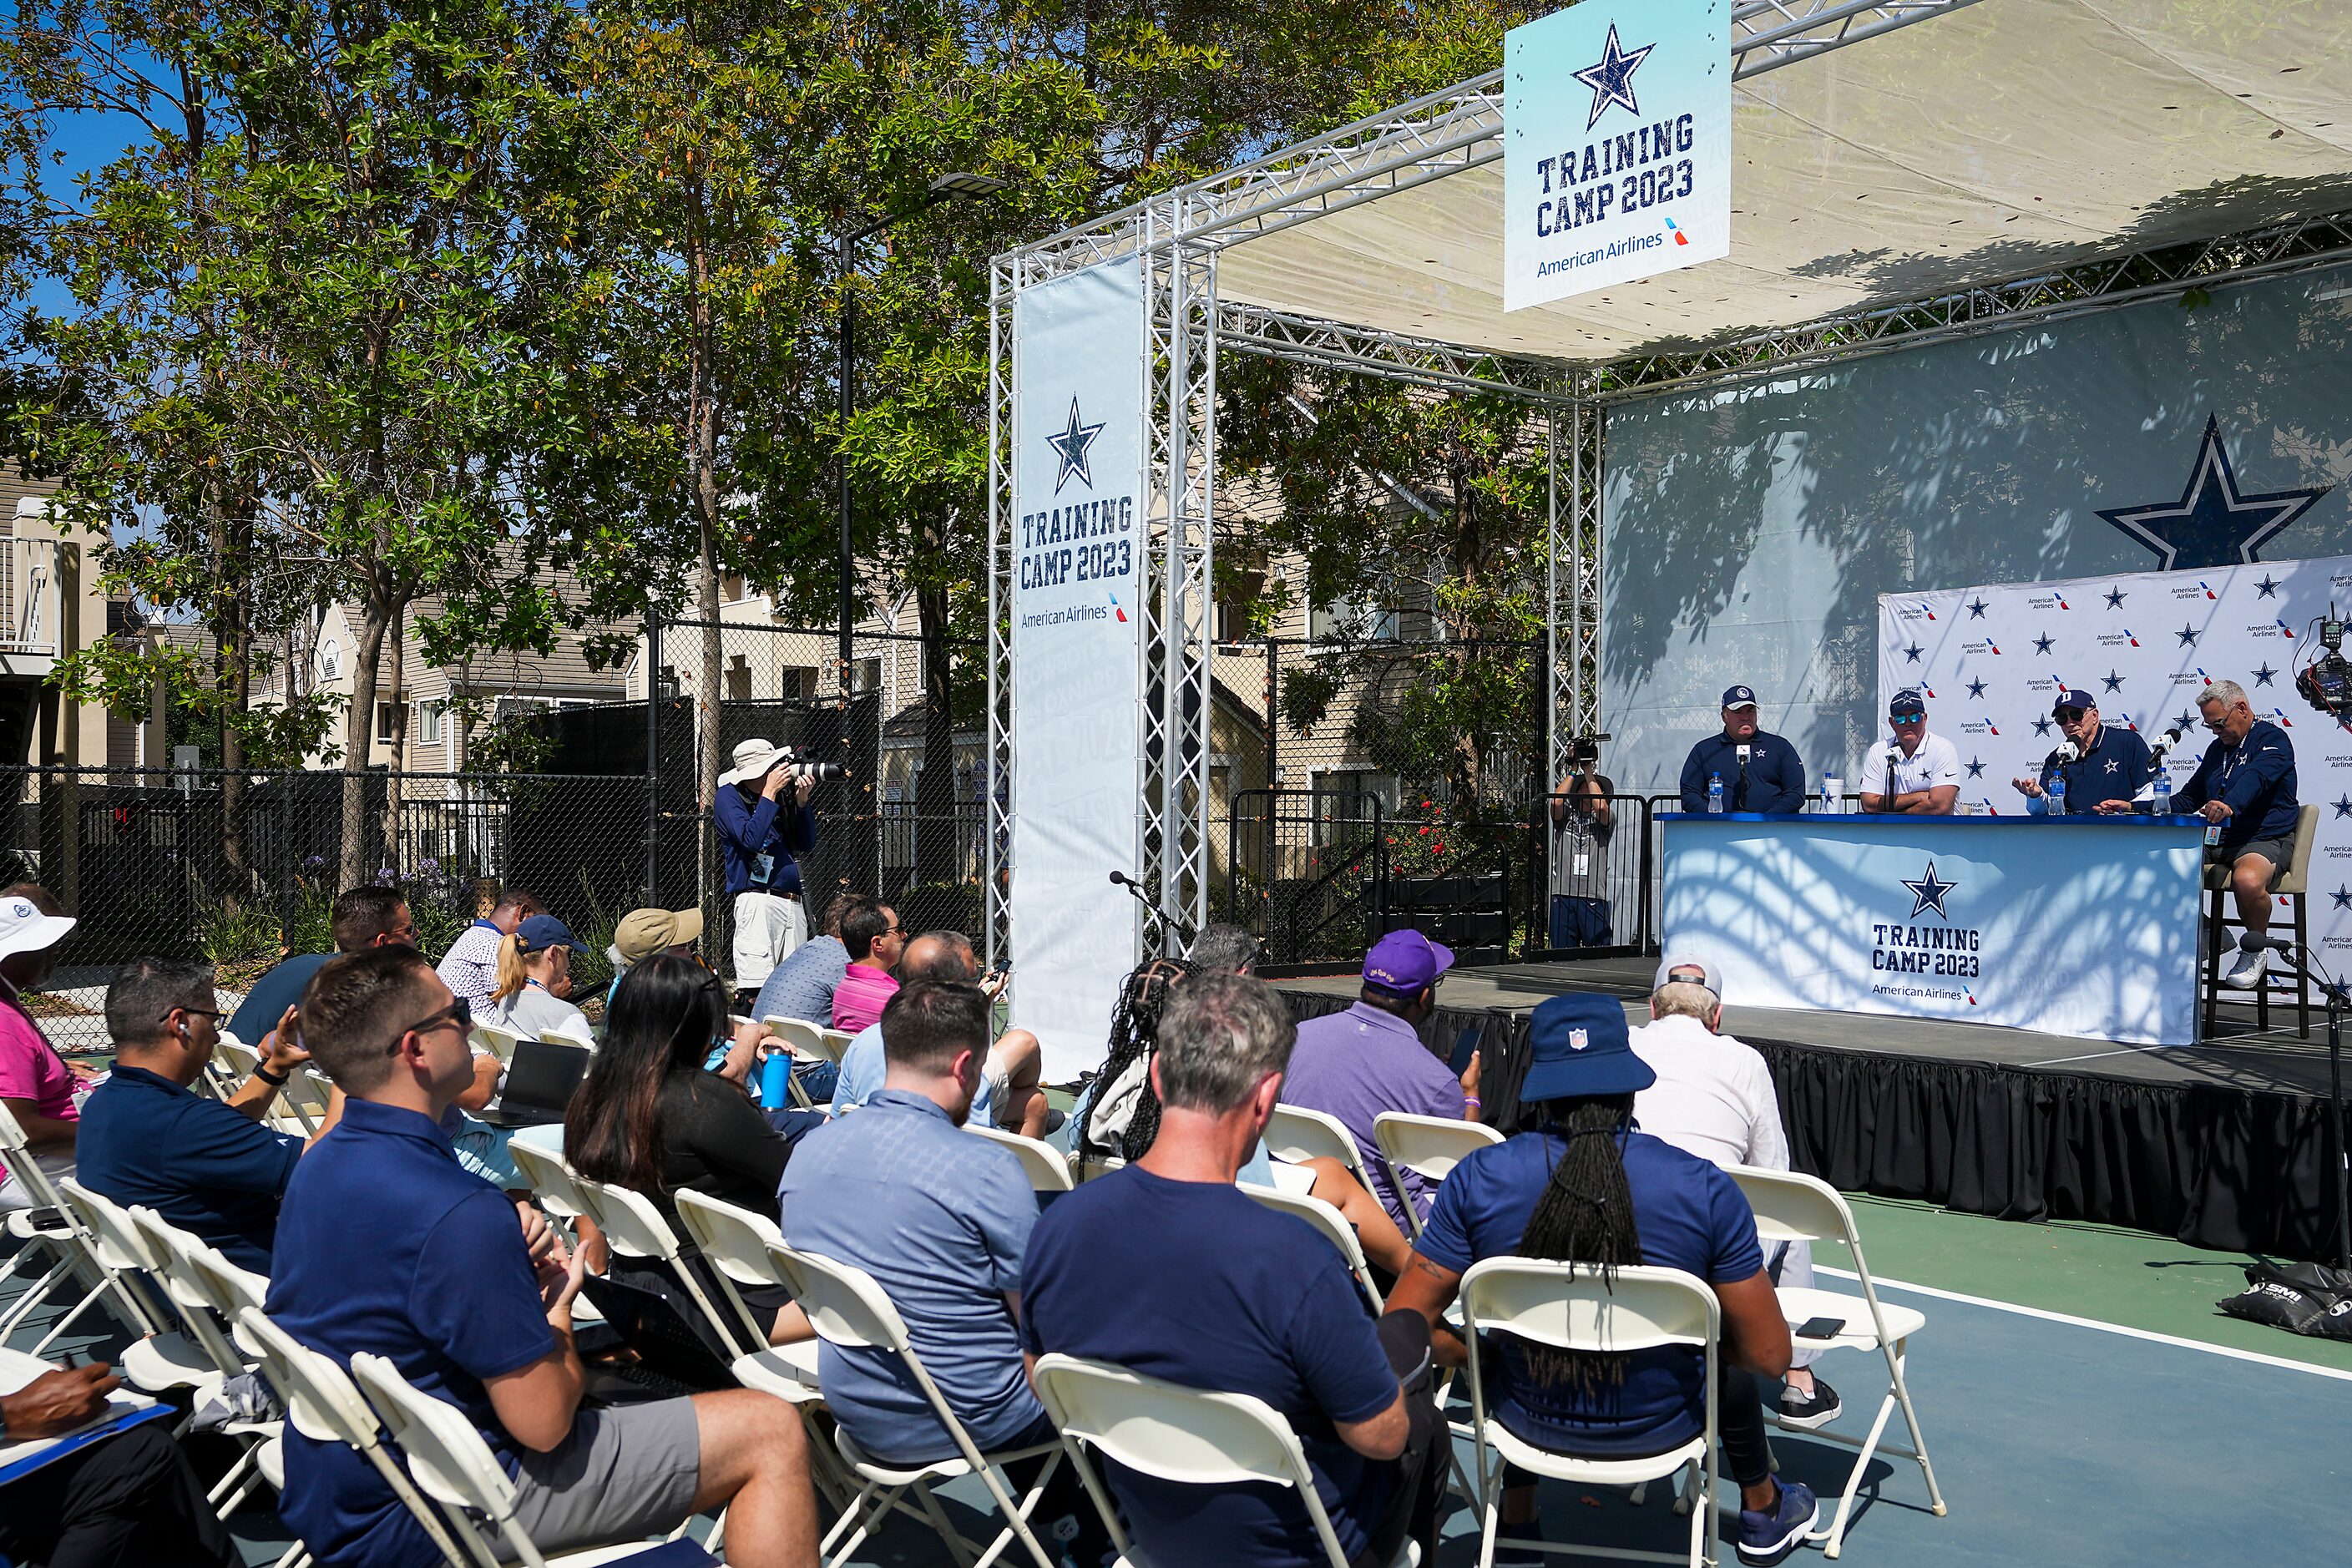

{"left": 508, "top": 1396, "right": 701, "bottom": 1551}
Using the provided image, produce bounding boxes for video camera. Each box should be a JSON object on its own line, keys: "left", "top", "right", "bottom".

{"left": 775, "top": 747, "right": 848, "bottom": 784}
{"left": 2296, "top": 605, "right": 2352, "bottom": 728}
{"left": 1564, "top": 731, "right": 1611, "bottom": 770}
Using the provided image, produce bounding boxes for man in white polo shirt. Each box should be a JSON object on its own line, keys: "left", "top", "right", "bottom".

{"left": 1857, "top": 686, "right": 1960, "bottom": 815}
{"left": 1630, "top": 955, "right": 1839, "bottom": 1431}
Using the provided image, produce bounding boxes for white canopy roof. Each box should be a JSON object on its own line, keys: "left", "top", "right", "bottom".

{"left": 1207, "top": 0, "right": 2352, "bottom": 365}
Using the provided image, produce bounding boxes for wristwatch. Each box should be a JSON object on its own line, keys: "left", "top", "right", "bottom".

{"left": 253, "top": 1063, "right": 290, "bottom": 1088}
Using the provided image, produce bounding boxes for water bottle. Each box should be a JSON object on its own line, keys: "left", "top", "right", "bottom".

{"left": 759, "top": 1045, "right": 793, "bottom": 1110}
{"left": 2152, "top": 768, "right": 2172, "bottom": 817}
{"left": 1707, "top": 772, "right": 1724, "bottom": 814}
{"left": 1822, "top": 773, "right": 1842, "bottom": 814}
{"left": 2047, "top": 772, "right": 2066, "bottom": 817}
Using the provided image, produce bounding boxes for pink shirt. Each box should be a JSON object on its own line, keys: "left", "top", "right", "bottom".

{"left": 0, "top": 989, "right": 78, "bottom": 1126}
{"left": 831, "top": 965, "right": 901, "bottom": 1034}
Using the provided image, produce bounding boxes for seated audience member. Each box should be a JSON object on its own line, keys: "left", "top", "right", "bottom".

{"left": 485, "top": 914, "right": 595, "bottom": 1044}
{"left": 1020, "top": 972, "right": 1446, "bottom": 1568}
{"left": 266, "top": 946, "right": 816, "bottom": 1568}
{"left": 1282, "top": 928, "right": 1482, "bottom": 1232}
{"left": 435, "top": 888, "right": 541, "bottom": 1011}
{"left": 225, "top": 886, "right": 417, "bottom": 1044}
{"left": 749, "top": 890, "right": 860, "bottom": 1101}
{"left": 827, "top": 898, "right": 903, "bottom": 1032}
{"left": 1631, "top": 956, "right": 1837, "bottom": 1429}
{"left": 1388, "top": 993, "right": 1818, "bottom": 1568}
{"left": 76, "top": 957, "right": 321, "bottom": 1271}
{"left": 0, "top": 1361, "right": 238, "bottom": 1567}
{"left": 779, "top": 979, "right": 1101, "bottom": 1552}
{"left": 605, "top": 905, "right": 706, "bottom": 1003}
{"left": 567, "top": 953, "right": 800, "bottom": 1338}
{"left": 830, "top": 931, "right": 1048, "bottom": 1136}
{"left": 0, "top": 885, "right": 83, "bottom": 1209}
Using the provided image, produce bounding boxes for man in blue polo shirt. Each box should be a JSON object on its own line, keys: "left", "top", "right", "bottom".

{"left": 2177, "top": 677, "right": 2302, "bottom": 988}
{"left": 77, "top": 957, "right": 321, "bottom": 1272}
{"left": 224, "top": 885, "right": 416, "bottom": 1045}
{"left": 266, "top": 946, "right": 816, "bottom": 1568}
{"left": 1680, "top": 685, "right": 1807, "bottom": 814}
{"left": 1387, "top": 993, "right": 1818, "bottom": 1567}
{"left": 2010, "top": 688, "right": 2153, "bottom": 814}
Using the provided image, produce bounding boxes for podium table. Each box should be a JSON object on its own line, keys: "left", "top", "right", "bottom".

{"left": 1659, "top": 812, "right": 2207, "bottom": 1046}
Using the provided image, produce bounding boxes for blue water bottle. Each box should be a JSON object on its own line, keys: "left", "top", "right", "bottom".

{"left": 2152, "top": 768, "right": 2172, "bottom": 817}
{"left": 2047, "top": 772, "right": 2066, "bottom": 817}
{"left": 759, "top": 1045, "right": 792, "bottom": 1110}
{"left": 1707, "top": 772, "right": 1724, "bottom": 814}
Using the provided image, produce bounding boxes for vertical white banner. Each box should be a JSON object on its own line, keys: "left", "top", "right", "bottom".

{"left": 1009, "top": 260, "right": 1146, "bottom": 1076}
{"left": 1504, "top": 0, "right": 1730, "bottom": 311}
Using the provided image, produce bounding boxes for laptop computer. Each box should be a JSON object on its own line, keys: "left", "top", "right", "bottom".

{"left": 477, "top": 1037, "right": 592, "bottom": 1128}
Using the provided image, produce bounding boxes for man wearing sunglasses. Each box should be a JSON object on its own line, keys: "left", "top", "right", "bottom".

{"left": 1857, "top": 688, "right": 1961, "bottom": 815}
{"left": 2011, "top": 688, "right": 2153, "bottom": 816}
{"left": 2174, "top": 679, "right": 2301, "bottom": 989}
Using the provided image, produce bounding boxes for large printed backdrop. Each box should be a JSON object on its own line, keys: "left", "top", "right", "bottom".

{"left": 1879, "top": 554, "right": 2352, "bottom": 981}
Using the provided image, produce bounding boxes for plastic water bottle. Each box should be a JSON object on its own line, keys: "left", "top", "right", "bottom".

{"left": 2047, "top": 772, "right": 2066, "bottom": 817}
{"left": 1707, "top": 772, "right": 1724, "bottom": 814}
{"left": 2152, "top": 769, "right": 2172, "bottom": 817}
{"left": 1822, "top": 773, "right": 1842, "bottom": 814}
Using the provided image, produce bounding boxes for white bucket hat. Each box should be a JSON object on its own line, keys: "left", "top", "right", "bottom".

{"left": 0, "top": 893, "right": 75, "bottom": 960}
{"left": 720, "top": 736, "right": 791, "bottom": 787}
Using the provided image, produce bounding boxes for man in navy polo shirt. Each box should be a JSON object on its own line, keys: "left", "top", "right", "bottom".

{"left": 1387, "top": 993, "right": 1818, "bottom": 1567}
{"left": 2010, "top": 688, "right": 2153, "bottom": 814}
{"left": 1021, "top": 972, "right": 1446, "bottom": 1568}
{"left": 77, "top": 957, "right": 321, "bottom": 1271}
{"left": 266, "top": 946, "right": 817, "bottom": 1568}
{"left": 1680, "top": 685, "right": 1807, "bottom": 814}
{"left": 2177, "top": 677, "right": 2302, "bottom": 988}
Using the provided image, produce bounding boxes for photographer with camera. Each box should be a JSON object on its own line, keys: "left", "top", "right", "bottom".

{"left": 1549, "top": 756, "right": 1617, "bottom": 950}
{"left": 715, "top": 736, "right": 822, "bottom": 998}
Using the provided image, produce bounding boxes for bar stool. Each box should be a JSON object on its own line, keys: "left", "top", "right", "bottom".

{"left": 2201, "top": 802, "right": 2317, "bottom": 1039}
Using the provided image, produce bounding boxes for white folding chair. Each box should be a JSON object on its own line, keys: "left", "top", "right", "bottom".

{"left": 350, "top": 1350, "right": 705, "bottom": 1567}
{"left": 128, "top": 1210, "right": 280, "bottom": 1518}
{"left": 966, "top": 1124, "right": 1074, "bottom": 1193}
{"left": 48, "top": 1178, "right": 187, "bottom": 1360}
{"left": 1030, "top": 1353, "right": 1419, "bottom": 1568}
{"left": 569, "top": 1174, "right": 751, "bottom": 1370}
{"left": 757, "top": 1018, "right": 832, "bottom": 1109}
{"left": 817, "top": 1028, "right": 857, "bottom": 1065}
{"left": 1728, "top": 1166, "right": 1946, "bottom": 1557}
{"left": 1459, "top": 1259, "right": 1721, "bottom": 1568}
{"left": 508, "top": 1140, "right": 591, "bottom": 1231}
{"left": 1264, "top": 1104, "right": 1376, "bottom": 1193}
{"left": 1238, "top": 1181, "right": 1384, "bottom": 1311}
{"left": 0, "top": 1100, "right": 95, "bottom": 1342}
{"left": 275, "top": 1066, "right": 336, "bottom": 1138}
{"left": 764, "top": 1238, "right": 1065, "bottom": 1568}
{"left": 1372, "top": 1112, "right": 1502, "bottom": 1238}
{"left": 469, "top": 1020, "right": 523, "bottom": 1065}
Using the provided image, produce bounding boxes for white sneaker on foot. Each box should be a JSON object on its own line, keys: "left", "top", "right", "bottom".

{"left": 2223, "top": 940, "right": 2269, "bottom": 989}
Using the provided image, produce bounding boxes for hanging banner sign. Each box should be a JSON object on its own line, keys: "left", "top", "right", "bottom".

{"left": 1503, "top": 0, "right": 1730, "bottom": 311}
{"left": 1009, "top": 258, "right": 1147, "bottom": 1077}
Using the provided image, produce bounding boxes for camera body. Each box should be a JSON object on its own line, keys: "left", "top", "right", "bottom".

{"left": 776, "top": 748, "right": 848, "bottom": 784}
{"left": 2299, "top": 603, "right": 2352, "bottom": 725}
{"left": 1564, "top": 731, "right": 1611, "bottom": 770}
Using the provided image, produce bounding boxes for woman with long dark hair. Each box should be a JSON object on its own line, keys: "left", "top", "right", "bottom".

{"left": 1386, "top": 994, "right": 1819, "bottom": 1568}
{"left": 566, "top": 952, "right": 799, "bottom": 1342}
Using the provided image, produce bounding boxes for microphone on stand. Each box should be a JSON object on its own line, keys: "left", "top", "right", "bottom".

{"left": 1733, "top": 743, "right": 1750, "bottom": 810}
{"left": 2149, "top": 724, "right": 2188, "bottom": 763}
{"left": 1109, "top": 870, "right": 1197, "bottom": 953}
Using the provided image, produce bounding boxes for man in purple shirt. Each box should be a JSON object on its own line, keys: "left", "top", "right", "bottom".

{"left": 1280, "top": 930, "right": 1483, "bottom": 1230}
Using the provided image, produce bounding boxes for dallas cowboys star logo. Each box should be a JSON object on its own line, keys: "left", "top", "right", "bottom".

{"left": 1045, "top": 396, "right": 1105, "bottom": 494}
{"left": 2334, "top": 793, "right": 2352, "bottom": 821}
{"left": 2032, "top": 634, "right": 2056, "bottom": 655}
{"left": 2094, "top": 415, "right": 2331, "bottom": 570}
{"left": 2334, "top": 884, "right": 2352, "bottom": 913}
{"left": 1966, "top": 598, "right": 1989, "bottom": 620}
{"left": 2101, "top": 670, "right": 2125, "bottom": 694}
{"left": 1572, "top": 23, "right": 1654, "bottom": 131}
{"left": 1965, "top": 756, "right": 1985, "bottom": 780}
{"left": 1965, "top": 677, "right": 1987, "bottom": 700}
{"left": 1904, "top": 642, "right": 1923, "bottom": 664}
{"left": 2103, "top": 587, "right": 2127, "bottom": 609}
{"left": 1900, "top": 859, "right": 1959, "bottom": 920}
{"left": 2253, "top": 661, "right": 2279, "bottom": 688}
{"left": 2255, "top": 574, "right": 2283, "bottom": 599}
{"left": 2172, "top": 710, "right": 2197, "bottom": 736}
{"left": 2176, "top": 624, "right": 2199, "bottom": 647}
{"left": 2031, "top": 715, "right": 2054, "bottom": 737}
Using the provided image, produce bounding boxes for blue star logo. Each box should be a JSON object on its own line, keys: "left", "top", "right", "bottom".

{"left": 1965, "top": 756, "right": 1985, "bottom": 780}
{"left": 2334, "top": 884, "right": 2352, "bottom": 912}
{"left": 2101, "top": 669, "right": 2125, "bottom": 694}
{"left": 2255, "top": 574, "right": 2283, "bottom": 599}
{"left": 2253, "top": 661, "right": 2279, "bottom": 688}
{"left": 1571, "top": 23, "right": 1655, "bottom": 131}
{"left": 1904, "top": 642, "right": 1923, "bottom": 664}
{"left": 2334, "top": 794, "right": 2352, "bottom": 821}
{"left": 2031, "top": 715, "right": 2054, "bottom": 737}
{"left": 1966, "top": 598, "right": 1989, "bottom": 620}
{"left": 2176, "top": 624, "right": 2199, "bottom": 647}
{"left": 1045, "top": 396, "right": 1105, "bottom": 494}
{"left": 2095, "top": 415, "right": 2331, "bottom": 570}
{"left": 2103, "top": 587, "right": 2127, "bottom": 609}
{"left": 1900, "top": 859, "right": 1959, "bottom": 920}
{"left": 1965, "top": 677, "right": 1987, "bottom": 700}
{"left": 2032, "top": 634, "right": 2056, "bottom": 655}
{"left": 2172, "top": 710, "right": 2197, "bottom": 736}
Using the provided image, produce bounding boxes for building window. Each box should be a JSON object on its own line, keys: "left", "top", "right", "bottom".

{"left": 780, "top": 666, "right": 817, "bottom": 701}
{"left": 726, "top": 654, "right": 752, "bottom": 701}
{"left": 375, "top": 702, "right": 399, "bottom": 747}
{"left": 417, "top": 701, "right": 443, "bottom": 746}
{"left": 850, "top": 657, "right": 882, "bottom": 695}
{"left": 318, "top": 636, "right": 342, "bottom": 680}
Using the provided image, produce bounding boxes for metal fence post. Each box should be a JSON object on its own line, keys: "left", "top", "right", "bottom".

{"left": 645, "top": 611, "right": 662, "bottom": 903}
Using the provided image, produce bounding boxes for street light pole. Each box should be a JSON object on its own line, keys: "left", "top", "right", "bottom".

{"left": 834, "top": 171, "right": 1009, "bottom": 704}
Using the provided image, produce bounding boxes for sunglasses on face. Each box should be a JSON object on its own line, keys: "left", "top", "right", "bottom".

{"left": 1889, "top": 712, "right": 1925, "bottom": 725}
{"left": 393, "top": 994, "right": 472, "bottom": 1051}
{"left": 2055, "top": 708, "right": 2087, "bottom": 722}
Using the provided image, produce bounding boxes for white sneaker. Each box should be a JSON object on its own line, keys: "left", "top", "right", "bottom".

{"left": 2223, "top": 941, "right": 2269, "bottom": 989}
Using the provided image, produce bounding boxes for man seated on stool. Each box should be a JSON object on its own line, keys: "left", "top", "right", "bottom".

{"left": 2176, "top": 679, "right": 2300, "bottom": 989}
{"left": 1858, "top": 688, "right": 1960, "bottom": 815}
{"left": 1629, "top": 956, "right": 1838, "bottom": 1431}
{"left": 2010, "top": 688, "right": 2152, "bottom": 814}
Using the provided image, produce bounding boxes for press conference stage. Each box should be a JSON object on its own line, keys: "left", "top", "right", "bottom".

{"left": 1275, "top": 957, "right": 2343, "bottom": 1262}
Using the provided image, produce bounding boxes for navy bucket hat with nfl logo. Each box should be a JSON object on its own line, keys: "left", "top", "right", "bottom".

{"left": 1518, "top": 993, "right": 1655, "bottom": 1101}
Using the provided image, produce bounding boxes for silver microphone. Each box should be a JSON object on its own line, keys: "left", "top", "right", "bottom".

{"left": 1734, "top": 745, "right": 1752, "bottom": 763}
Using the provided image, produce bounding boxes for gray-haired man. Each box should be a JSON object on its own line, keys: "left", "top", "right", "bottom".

{"left": 2175, "top": 680, "right": 2300, "bottom": 988}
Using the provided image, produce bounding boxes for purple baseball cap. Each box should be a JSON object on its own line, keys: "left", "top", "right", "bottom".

{"left": 1363, "top": 929, "right": 1454, "bottom": 995}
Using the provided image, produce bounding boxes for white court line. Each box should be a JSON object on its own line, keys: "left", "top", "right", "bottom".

{"left": 1816, "top": 1265, "right": 2352, "bottom": 1384}
{"left": 2023, "top": 1044, "right": 2172, "bottom": 1067}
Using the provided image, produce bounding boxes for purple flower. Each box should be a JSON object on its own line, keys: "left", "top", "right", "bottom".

{"left": 303, "top": 854, "right": 326, "bottom": 870}
{"left": 375, "top": 867, "right": 397, "bottom": 883}
{"left": 419, "top": 857, "right": 442, "bottom": 873}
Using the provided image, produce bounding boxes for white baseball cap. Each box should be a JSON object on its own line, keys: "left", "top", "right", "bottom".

{"left": 0, "top": 893, "right": 74, "bottom": 960}
{"left": 1653, "top": 954, "right": 1720, "bottom": 996}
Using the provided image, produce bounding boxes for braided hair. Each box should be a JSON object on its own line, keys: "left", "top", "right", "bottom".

{"left": 1078, "top": 956, "right": 1192, "bottom": 1161}
{"left": 1517, "top": 1092, "right": 1643, "bottom": 1391}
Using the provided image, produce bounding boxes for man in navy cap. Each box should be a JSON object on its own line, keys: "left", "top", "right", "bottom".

{"left": 1858, "top": 688, "right": 1960, "bottom": 815}
{"left": 1388, "top": 993, "right": 1818, "bottom": 1567}
{"left": 1679, "top": 685, "right": 1807, "bottom": 815}
{"left": 1281, "top": 929, "right": 1483, "bottom": 1232}
{"left": 2010, "top": 688, "right": 2154, "bottom": 814}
